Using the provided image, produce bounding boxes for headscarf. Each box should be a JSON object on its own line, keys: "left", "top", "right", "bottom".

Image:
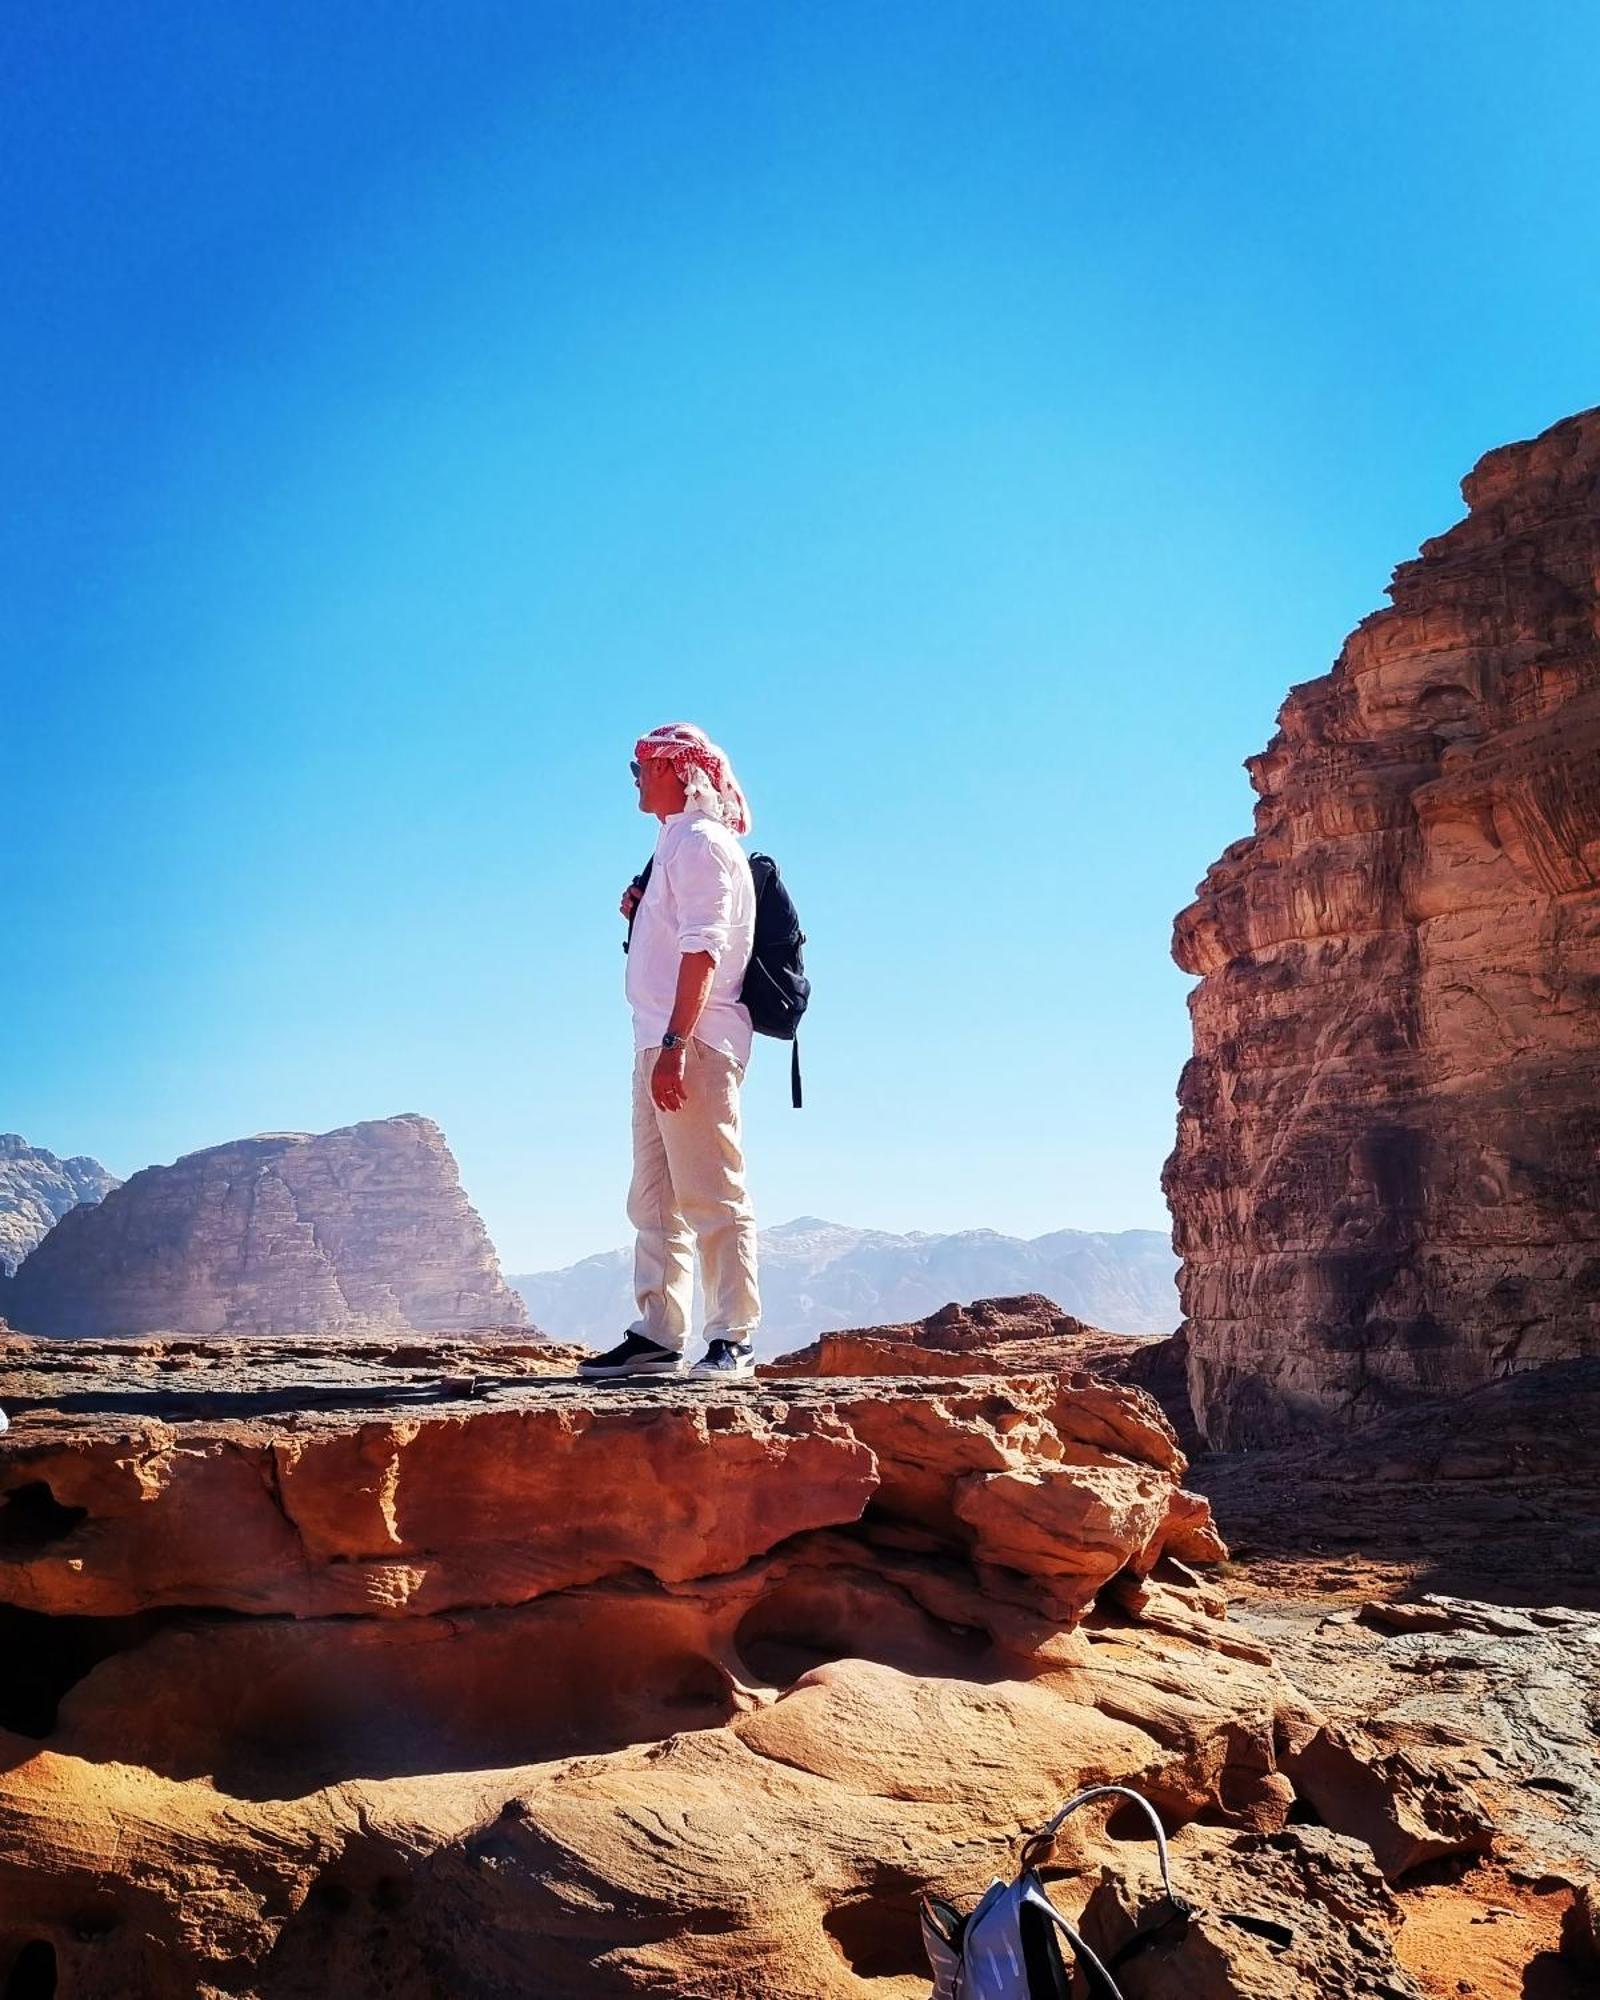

{"left": 634, "top": 722, "right": 751, "bottom": 836}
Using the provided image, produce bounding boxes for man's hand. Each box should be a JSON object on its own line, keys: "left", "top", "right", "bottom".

{"left": 620, "top": 881, "right": 643, "bottom": 920}
{"left": 651, "top": 1044, "right": 689, "bottom": 1112}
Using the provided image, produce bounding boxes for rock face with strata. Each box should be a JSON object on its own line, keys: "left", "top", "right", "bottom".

{"left": 1, "top": 1332, "right": 1458, "bottom": 2000}
{"left": 1165, "top": 405, "right": 1600, "bottom": 1447}
{"left": 0, "top": 1135, "right": 120, "bottom": 1276}
{"left": 0, "top": 1115, "right": 525, "bottom": 1337}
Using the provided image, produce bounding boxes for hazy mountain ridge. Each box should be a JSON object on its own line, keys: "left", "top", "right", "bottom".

{"left": 0, "top": 1135, "right": 121, "bottom": 1278}
{"left": 511, "top": 1216, "right": 1178, "bottom": 1348}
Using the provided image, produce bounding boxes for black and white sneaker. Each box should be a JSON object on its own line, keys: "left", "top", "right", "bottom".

{"left": 687, "top": 1338, "right": 756, "bottom": 1382}
{"left": 577, "top": 1333, "right": 684, "bottom": 1380}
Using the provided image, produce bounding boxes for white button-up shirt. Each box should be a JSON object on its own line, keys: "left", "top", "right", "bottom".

{"left": 626, "top": 807, "right": 757, "bottom": 1065}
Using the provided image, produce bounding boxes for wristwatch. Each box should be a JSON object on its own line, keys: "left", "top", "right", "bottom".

{"left": 661, "top": 1031, "right": 687, "bottom": 1051}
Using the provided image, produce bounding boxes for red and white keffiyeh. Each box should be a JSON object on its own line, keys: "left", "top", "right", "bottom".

{"left": 634, "top": 723, "right": 751, "bottom": 835}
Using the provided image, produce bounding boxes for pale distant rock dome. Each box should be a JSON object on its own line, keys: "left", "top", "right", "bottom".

{"left": 1, "top": 1114, "right": 523, "bottom": 1337}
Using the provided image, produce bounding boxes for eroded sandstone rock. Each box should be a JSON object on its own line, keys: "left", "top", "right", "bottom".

{"left": 0, "top": 1334, "right": 1323, "bottom": 1999}
{"left": 0, "top": 1115, "right": 525, "bottom": 1337}
{"left": 1165, "top": 405, "right": 1600, "bottom": 1447}
{"left": 769, "top": 1292, "right": 1136, "bottom": 1371}
{"left": 767, "top": 1293, "right": 1202, "bottom": 1451}
{"left": 0, "top": 1342, "right": 1202, "bottom": 1626}
{"left": 1235, "top": 1590, "right": 1600, "bottom": 1896}
{"left": 1073, "top": 1824, "right": 1424, "bottom": 1998}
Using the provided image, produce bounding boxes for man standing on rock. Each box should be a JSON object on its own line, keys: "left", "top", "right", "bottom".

{"left": 579, "top": 723, "right": 762, "bottom": 1384}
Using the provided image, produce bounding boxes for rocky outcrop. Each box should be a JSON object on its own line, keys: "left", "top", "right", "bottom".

{"left": 0, "top": 1338, "right": 1217, "bottom": 1629}
{"left": 0, "top": 1116, "right": 525, "bottom": 1337}
{"left": 6, "top": 1332, "right": 1594, "bottom": 1996}
{"left": 766, "top": 1292, "right": 1141, "bottom": 1373}
{"left": 1219, "top": 1585, "right": 1600, "bottom": 1966}
{"left": 1190, "top": 1355, "right": 1600, "bottom": 1968}
{"left": 767, "top": 1295, "right": 1202, "bottom": 1453}
{"left": 1076, "top": 1824, "right": 1425, "bottom": 1998}
{"left": 0, "top": 1332, "right": 1450, "bottom": 2000}
{"left": 1165, "top": 405, "right": 1600, "bottom": 1447}
{"left": 0, "top": 1135, "right": 119, "bottom": 1276}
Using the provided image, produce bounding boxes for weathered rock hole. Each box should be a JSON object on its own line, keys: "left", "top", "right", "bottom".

{"left": 0, "top": 1483, "right": 87, "bottom": 1552}
{"left": 822, "top": 1873, "right": 926, "bottom": 1979}
{"left": 659, "top": 1656, "right": 733, "bottom": 1712}
{"left": 307, "top": 1878, "right": 355, "bottom": 1917}
{"left": 734, "top": 1576, "right": 992, "bottom": 1688}
{"left": 0, "top": 1605, "right": 182, "bottom": 1737}
{"left": 1105, "top": 1797, "right": 1177, "bottom": 1842}
{"left": 192, "top": 1641, "right": 739, "bottom": 1798}
{"left": 371, "top": 1876, "right": 413, "bottom": 1915}
{"left": 302, "top": 1867, "right": 414, "bottom": 1920}
{"left": 0, "top": 1940, "right": 56, "bottom": 2000}
{"left": 38, "top": 1605, "right": 745, "bottom": 1798}
{"left": 851, "top": 1503, "right": 953, "bottom": 1557}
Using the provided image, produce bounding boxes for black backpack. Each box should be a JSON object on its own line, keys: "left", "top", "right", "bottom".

{"left": 626, "top": 851, "right": 810, "bottom": 1107}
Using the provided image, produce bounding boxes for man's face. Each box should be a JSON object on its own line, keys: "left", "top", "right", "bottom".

{"left": 632, "top": 755, "right": 685, "bottom": 817}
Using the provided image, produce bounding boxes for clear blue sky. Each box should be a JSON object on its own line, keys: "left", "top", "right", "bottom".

{"left": 6, "top": 3, "right": 1598, "bottom": 1271}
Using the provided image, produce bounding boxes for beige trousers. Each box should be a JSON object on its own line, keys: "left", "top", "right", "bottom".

{"left": 628, "top": 1039, "right": 761, "bottom": 1352}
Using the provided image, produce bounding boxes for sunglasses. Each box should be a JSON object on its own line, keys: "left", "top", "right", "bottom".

{"left": 630, "top": 760, "right": 642, "bottom": 778}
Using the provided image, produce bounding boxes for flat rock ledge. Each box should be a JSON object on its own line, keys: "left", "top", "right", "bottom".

{"left": 0, "top": 1336, "right": 1559, "bottom": 1999}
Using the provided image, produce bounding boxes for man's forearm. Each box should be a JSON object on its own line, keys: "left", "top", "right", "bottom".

{"left": 666, "top": 951, "right": 717, "bottom": 1040}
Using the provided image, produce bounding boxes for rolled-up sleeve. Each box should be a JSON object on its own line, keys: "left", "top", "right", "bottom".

{"left": 669, "top": 828, "right": 738, "bottom": 962}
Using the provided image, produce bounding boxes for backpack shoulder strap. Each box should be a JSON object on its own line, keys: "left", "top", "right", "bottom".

{"left": 623, "top": 858, "right": 654, "bottom": 954}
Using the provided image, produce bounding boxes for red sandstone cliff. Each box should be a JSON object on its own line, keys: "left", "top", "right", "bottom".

{"left": 1164, "top": 406, "right": 1600, "bottom": 1447}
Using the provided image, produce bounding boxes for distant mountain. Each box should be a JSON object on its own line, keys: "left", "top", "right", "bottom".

{"left": 0, "top": 1135, "right": 121, "bottom": 1276}
{"left": 510, "top": 1217, "right": 1179, "bottom": 1350}
{"left": 2, "top": 1116, "right": 525, "bottom": 1338}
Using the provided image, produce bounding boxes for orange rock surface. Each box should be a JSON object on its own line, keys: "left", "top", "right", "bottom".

{"left": 6, "top": 1329, "right": 1594, "bottom": 1996}
{"left": 0, "top": 1332, "right": 1386, "bottom": 1999}
{"left": 766, "top": 1293, "right": 1201, "bottom": 1452}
